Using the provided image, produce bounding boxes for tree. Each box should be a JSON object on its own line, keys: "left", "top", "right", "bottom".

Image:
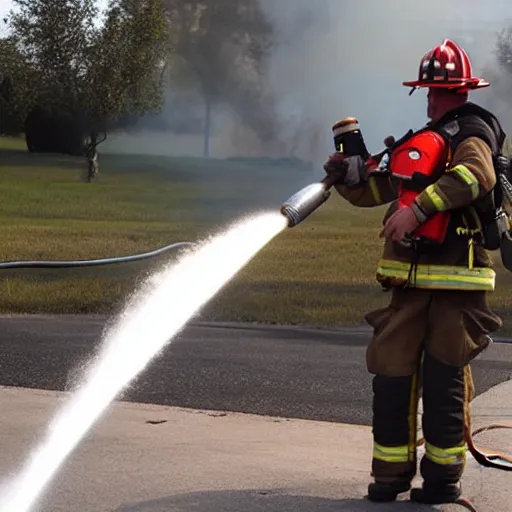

{"left": 8, "top": 0, "right": 98, "bottom": 108}
{"left": 0, "top": 36, "right": 36, "bottom": 135}
{"left": 483, "top": 27, "right": 512, "bottom": 151}
{"left": 3, "top": 0, "right": 168, "bottom": 179}
{"left": 164, "top": 0, "right": 278, "bottom": 157}
{"left": 81, "top": 0, "right": 168, "bottom": 180}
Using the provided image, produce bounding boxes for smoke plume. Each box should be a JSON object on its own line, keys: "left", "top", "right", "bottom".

{"left": 107, "top": 0, "right": 512, "bottom": 166}
{"left": 261, "top": 0, "right": 512, "bottom": 165}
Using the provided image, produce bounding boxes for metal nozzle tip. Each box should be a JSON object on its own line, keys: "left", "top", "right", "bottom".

{"left": 279, "top": 182, "right": 331, "bottom": 228}
{"left": 280, "top": 205, "right": 300, "bottom": 227}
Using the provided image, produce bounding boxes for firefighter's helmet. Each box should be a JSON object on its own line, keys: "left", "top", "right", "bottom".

{"left": 403, "top": 39, "right": 489, "bottom": 92}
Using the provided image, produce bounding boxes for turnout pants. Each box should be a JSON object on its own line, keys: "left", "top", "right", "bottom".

{"left": 364, "top": 287, "right": 501, "bottom": 487}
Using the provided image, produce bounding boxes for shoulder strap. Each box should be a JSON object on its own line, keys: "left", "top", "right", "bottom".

{"left": 433, "top": 102, "right": 506, "bottom": 155}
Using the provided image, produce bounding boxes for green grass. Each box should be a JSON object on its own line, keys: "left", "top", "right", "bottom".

{"left": 1, "top": 135, "right": 512, "bottom": 336}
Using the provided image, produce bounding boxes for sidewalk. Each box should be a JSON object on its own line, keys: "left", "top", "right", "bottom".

{"left": 0, "top": 381, "right": 510, "bottom": 512}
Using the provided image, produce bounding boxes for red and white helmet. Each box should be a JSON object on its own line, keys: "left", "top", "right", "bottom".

{"left": 403, "top": 39, "right": 489, "bottom": 92}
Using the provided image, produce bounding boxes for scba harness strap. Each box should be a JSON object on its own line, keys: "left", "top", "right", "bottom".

{"left": 430, "top": 103, "right": 512, "bottom": 250}
{"left": 402, "top": 103, "right": 512, "bottom": 275}
{"left": 375, "top": 103, "right": 512, "bottom": 290}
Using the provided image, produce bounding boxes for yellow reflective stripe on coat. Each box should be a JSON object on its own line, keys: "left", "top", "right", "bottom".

{"left": 368, "top": 176, "right": 382, "bottom": 205}
{"left": 423, "top": 184, "right": 447, "bottom": 211}
{"left": 376, "top": 259, "right": 495, "bottom": 291}
{"left": 425, "top": 442, "right": 467, "bottom": 465}
{"left": 373, "top": 442, "right": 410, "bottom": 463}
{"left": 449, "top": 164, "right": 480, "bottom": 200}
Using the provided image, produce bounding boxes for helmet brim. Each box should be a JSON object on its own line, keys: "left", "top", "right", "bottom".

{"left": 402, "top": 79, "right": 490, "bottom": 89}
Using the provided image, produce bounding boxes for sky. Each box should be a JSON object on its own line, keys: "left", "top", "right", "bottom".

{"left": 0, "top": 0, "right": 109, "bottom": 16}
{"left": 0, "top": 0, "right": 11, "bottom": 21}
{"left": 0, "top": 0, "right": 108, "bottom": 29}
{"left": 0, "top": 0, "right": 109, "bottom": 36}
{"left": 0, "top": 0, "right": 12, "bottom": 34}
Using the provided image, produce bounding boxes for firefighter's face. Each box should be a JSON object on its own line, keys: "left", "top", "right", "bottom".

{"left": 427, "top": 88, "right": 444, "bottom": 121}
{"left": 427, "top": 88, "right": 467, "bottom": 122}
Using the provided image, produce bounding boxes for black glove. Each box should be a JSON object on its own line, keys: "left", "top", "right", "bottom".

{"left": 324, "top": 153, "right": 367, "bottom": 188}
{"left": 323, "top": 153, "right": 348, "bottom": 176}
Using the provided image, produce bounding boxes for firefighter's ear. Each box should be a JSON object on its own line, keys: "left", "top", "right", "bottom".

{"left": 384, "top": 135, "right": 395, "bottom": 148}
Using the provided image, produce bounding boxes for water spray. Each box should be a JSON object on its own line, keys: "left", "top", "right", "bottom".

{"left": 280, "top": 117, "right": 368, "bottom": 228}
{"left": 0, "top": 212, "right": 287, "bottom": 512}
{"left": 0, "top": 116, "right": 370, "bottom": 511}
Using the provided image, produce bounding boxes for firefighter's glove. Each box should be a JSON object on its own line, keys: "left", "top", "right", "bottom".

{"left": 380, "top": 206, "right": 420, "bottom": 245}
{"left": 323, "top": 153, "right": 347, "bottom": 178}
{"left": 323, "top": 153, "right": 366, "bottom": 187}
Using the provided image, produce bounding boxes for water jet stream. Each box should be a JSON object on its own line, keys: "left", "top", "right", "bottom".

{"left": 0, "top": 211, "right": 287, "bottom": 512}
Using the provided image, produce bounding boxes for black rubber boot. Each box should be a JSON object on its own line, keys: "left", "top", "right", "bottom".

{"left": 367, "top": 482, "right": 411, "bottom": 502}
{"left": 410, "top": 482, "right": 462, "bottom": 504}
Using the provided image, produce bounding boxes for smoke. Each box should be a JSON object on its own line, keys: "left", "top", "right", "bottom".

{"left": 99, "top": 1, "right": 512, "bottom": 222}
{"left": 107, "top": 0, "right": 512, "bottom": 166}
{"left": 261, "top": 0, "right": 512, "bottom": 165}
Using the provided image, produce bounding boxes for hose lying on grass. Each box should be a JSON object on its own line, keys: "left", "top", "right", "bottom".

{"left": 0, "top": 241, "right": 196, "bottom": 269}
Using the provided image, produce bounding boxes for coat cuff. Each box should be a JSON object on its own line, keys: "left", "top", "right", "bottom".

{"left": 411, "top": 200, "right": 430, "bottom": 223}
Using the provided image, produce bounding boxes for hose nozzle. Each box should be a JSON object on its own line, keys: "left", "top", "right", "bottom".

{"left": 280, "top": 181, "right": 332, "bottom": 228}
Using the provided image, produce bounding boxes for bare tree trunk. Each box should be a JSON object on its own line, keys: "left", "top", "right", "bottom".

{"left": 84, "top": 132, "right": 106, "bottom": 183}
{"left": 203, "top": 97, "right": 212, "bottom": 158}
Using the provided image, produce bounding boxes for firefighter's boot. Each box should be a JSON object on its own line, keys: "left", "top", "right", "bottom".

{"left": 410, "top": 482, "right": 462, "bottom": 504}
{"left": 412, "top": 352, "right": 470, "bottom": 504}
{"left": 367, "top": 481, "right": 411, "bottom": 502}
{"left": 366, "top": 374, "right": 420, "bottom": 502}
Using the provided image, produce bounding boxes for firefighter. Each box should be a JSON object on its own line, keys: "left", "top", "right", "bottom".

{"left": 324, "top": 39, "right": 505, "bottom": 505}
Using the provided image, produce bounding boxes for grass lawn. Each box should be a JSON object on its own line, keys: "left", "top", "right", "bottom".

{"left": 1, "top": 135, "right": 512, "bottom": 335}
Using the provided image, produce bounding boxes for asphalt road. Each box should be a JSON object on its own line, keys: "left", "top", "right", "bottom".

{"left": 0, "top": 315, "right": 511, "bottom": 426}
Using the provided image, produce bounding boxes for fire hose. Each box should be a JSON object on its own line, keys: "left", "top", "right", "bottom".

{"left": 0, "top": 241, "right": 196, "bottom": 269}
{"left": 413, "top": 424, "right": 512, "bottom": 471}
{"left": 413, "top": 425, "right": 512, "bottom": 511}
{"left": 466, "top": 424, "right": 512, "bottom": 471}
